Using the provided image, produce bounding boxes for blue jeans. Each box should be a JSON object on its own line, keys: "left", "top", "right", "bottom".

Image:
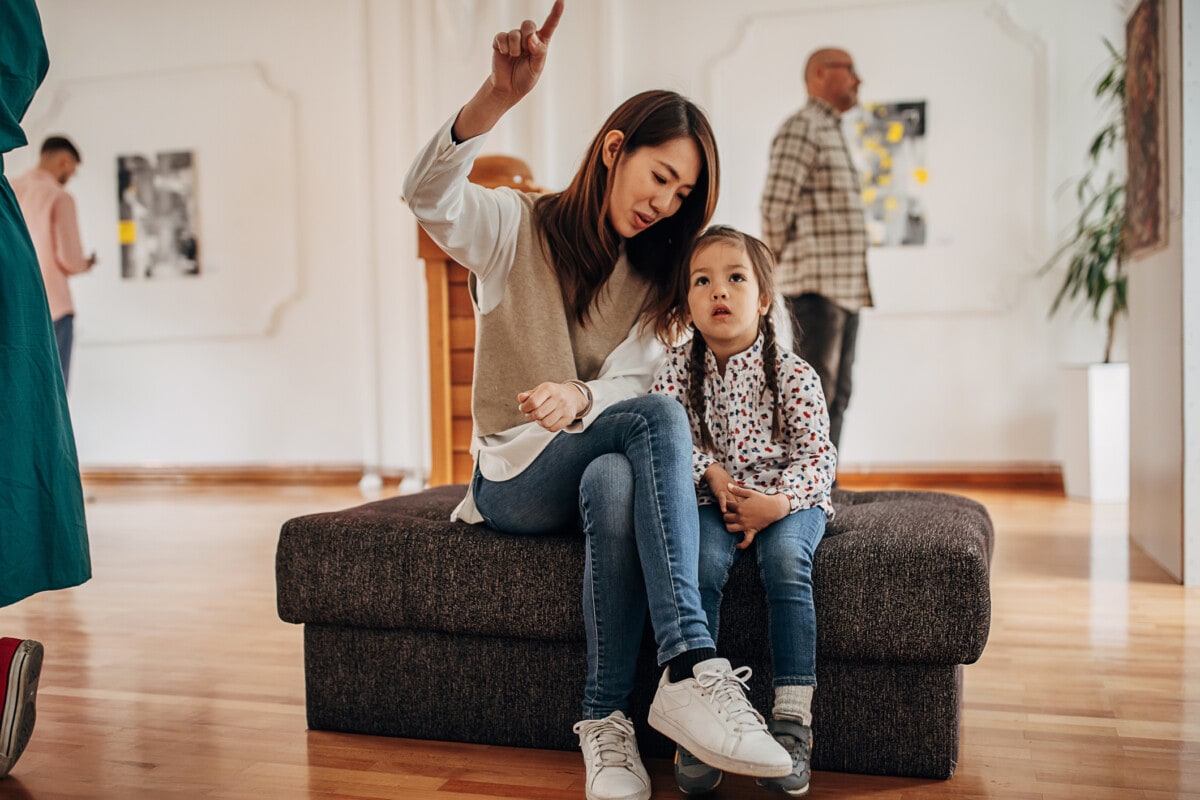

{"left": 53, "top": 313, "right": 73, "bottom": 388}
{"left": 472, "top": 394, "right": 714, "bottom": 718}
{"left": 697, "top": 504, "right": 826, "bottom": 686}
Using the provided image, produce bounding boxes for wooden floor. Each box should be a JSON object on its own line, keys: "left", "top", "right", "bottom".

{"left": 0, "top": 481, "right": 1197, "bottom": 799}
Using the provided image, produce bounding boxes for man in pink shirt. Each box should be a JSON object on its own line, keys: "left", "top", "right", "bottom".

{"left": 13, "top": 135, "right": 95, "bottom": 387}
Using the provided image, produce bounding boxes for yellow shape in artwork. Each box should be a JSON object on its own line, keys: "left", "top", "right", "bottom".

{"left": 885, "top": 196, "right": 900, "bottom": 211}
{"left": 862, "top": 187, "right": 879, "bottom": 204}
{"left": 877, "top": 174, "right": 892, "bottom": 187}
{"left": 118, "top": 220, "right": 137, "bottom": 245}
{"left": 913, "top": 167, "right": 929, "bottom": 184}
{"left": 887, "top": 122, "right": 904, "bottom": 143}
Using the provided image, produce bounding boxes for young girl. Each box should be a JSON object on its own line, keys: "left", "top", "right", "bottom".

{"left": 652, "top": 226, "right": 836, "bottom": 797}
{"left": 403, "top": 4, "right": 791, "bottom": 799}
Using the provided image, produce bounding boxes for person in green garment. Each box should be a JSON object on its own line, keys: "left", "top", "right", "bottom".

{"left": 0, "top": 0, "right": 92, "bottom": 779}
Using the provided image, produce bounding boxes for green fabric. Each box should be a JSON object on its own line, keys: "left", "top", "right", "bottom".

{"left": 1, "top": 0, "right": 91, "bottom": 607}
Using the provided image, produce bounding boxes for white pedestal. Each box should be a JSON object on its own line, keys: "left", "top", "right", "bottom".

{"left": 1059, "top": 363, "right": 1130, "bottom": 502}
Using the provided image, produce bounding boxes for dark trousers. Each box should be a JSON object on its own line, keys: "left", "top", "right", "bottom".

{"left": 53, "top": 313, "right": 73, "bottom": 388}
{"left": 785, "top": 293, "right": 859, "bottom": 454}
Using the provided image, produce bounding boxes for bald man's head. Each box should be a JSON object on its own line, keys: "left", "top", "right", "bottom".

{"left": 804, "top": 48, "right": 861, "bottom": 113}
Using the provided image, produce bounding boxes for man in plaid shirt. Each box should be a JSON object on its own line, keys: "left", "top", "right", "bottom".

{"left": 761, "top": 47, "right": 871, "bottom": 457}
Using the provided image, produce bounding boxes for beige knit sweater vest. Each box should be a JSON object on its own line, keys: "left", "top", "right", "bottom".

{"left": 471, "top": 192, "right": 651, "bottom": 436}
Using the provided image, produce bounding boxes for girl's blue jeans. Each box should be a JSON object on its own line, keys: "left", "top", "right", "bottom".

{"left": 471, "top": 394, "right": 715, "bottom": 719}
{"left": 697, "top": 504, "right": 826, "bottom": 686}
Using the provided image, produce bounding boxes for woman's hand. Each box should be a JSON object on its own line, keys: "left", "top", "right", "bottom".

{"left": 491, "top": 0, "right": 563, "bottom": 101}
{"left": 453, "top": 0, "right": 564, "bottom": 141}
{"left": 722, "top": 484, "right": 790, "bottom": 550}
{"left": 518, "top": 380, "right": 587, "bottom": 433}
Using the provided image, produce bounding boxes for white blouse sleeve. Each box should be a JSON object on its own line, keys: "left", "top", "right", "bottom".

{"left": 566, "top": 322, "right": 666, "bottom": 432}
{"left": 400, "top": 114, "right": 523, "bottom": 313}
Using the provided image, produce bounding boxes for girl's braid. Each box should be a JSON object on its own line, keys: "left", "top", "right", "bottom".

{"left": 760, "top": 312, "right": 784, "bottom": 443}
{"left": 687, "top": 329, "right": 717, "bottom": 453}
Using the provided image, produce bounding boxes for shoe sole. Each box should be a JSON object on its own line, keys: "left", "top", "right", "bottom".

{"left": 677, "top": 773, "right": 723, "bottom": 795}
{"left": 757, "top": 777, "right": 810, "bottom": 796}
{"left": 649, "top": 705, "right": 792, "bottom": 779}
{"left": 0, "top": 641, "right": 43, "bottom": 778}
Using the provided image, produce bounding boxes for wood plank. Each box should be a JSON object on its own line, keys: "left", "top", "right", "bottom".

{"left": 449, "top": 283, "right": 474, "bottom": 318}
{"left": 424, "top": 260, "right": 455, "bottom": 486}
{"left": 453, "top": 451, "right": 474, "bottom": 483}
{"left": 451, "top": 384, "right": 472, "bottom": 418}
{"left": 451, "top": 351, "right": 474, "bottom": 385}
{"left": 452, "top": 417, "right": 474, "bottom": 445}
{"left": 449, "top": 317, "right": 475, "bottom": 350}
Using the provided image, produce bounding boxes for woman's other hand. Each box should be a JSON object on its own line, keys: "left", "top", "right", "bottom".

{"left": 518, "top": 379, "right": 586, "bottom": 433}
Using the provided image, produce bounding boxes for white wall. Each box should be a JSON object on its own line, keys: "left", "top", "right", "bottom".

{"left": 1185, "top": 0, "right": 1200, "bottom": 586}
{"left": 11, "top": 0, "right": 1127, "bottom": 477}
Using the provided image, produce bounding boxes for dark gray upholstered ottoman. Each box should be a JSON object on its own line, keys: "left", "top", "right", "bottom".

{"left": 276, "top": 485, "right": 993, "bottom": 779}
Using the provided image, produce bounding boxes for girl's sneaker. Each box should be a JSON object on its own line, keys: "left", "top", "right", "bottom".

{"left": 674, "top": 745, "right": 723, "bottom": 795}
{"left": 0, "top": 638, "right": 43, "bottom": 778}
{"left": 755, "top": 718, "right": 812, "bottom": 796}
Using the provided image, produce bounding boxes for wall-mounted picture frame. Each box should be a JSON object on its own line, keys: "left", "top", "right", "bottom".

{"left": 118, "top": 150, "right": 200, "bottom": 279}
{"left": 846, "top": 100, "right": 928, "bottom": 247}
{"left": 1124, "top": 0, "right": 1168, "bottom": 258}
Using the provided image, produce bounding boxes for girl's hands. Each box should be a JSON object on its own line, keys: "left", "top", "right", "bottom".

{"left": 704, "top": 464, "right": 737, "bottom": 513}
{"left": 722, "top": 484, "right": 790, "bottom": 550}
{"left": 490, "top": 0, "right": 563, "bottom": 104}
{"left": 518, "top": 380, "right": 587, "bottom": 433}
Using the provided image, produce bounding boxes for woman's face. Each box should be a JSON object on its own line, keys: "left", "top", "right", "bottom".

{"left": 602, "top": 134, "right": 701, "bottom": 239}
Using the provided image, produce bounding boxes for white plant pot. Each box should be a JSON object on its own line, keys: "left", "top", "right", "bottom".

{"left": 1058, "top": 363, "right": 1130, "bottom": 502}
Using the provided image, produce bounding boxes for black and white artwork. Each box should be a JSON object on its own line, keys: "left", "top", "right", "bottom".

{"left": 117, "top": 150, "right": 200, "bottom": 279}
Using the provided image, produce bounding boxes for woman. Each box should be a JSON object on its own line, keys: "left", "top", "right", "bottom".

{"left": 0, "top": 0, "right": 91, "bottom": 779}
{"left": 402, "top": 3, "right": 790, "bottom": 799}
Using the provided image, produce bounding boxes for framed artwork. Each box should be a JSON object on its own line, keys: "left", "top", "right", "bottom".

{"left": 117, "top": 150, "right": 200, "bottom": 279}
{"left": 1124, "top": 0, "right": 1168, "bottom": 258}
{"left": 846, "top": 100, "right": 928, "bottom": 247}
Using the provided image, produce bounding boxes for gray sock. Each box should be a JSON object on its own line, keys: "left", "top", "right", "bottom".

{"left": 773, "top": 685, "right": 814, "bottom": 727}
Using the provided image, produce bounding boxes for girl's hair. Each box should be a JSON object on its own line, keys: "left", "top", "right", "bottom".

{"left": 683, "top": 226, "right": 786, "bottom": 453}
{"left": 534, "top": 90, "right": 719, "bottom": 342}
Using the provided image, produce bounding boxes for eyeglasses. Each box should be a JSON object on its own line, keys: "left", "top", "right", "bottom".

{"left": 825, "top": 62, "right": 859, "bottom": 78}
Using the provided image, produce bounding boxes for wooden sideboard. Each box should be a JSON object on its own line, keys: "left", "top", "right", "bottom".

{"left": 418, "top": 155, "right": 542, "bottom": 486}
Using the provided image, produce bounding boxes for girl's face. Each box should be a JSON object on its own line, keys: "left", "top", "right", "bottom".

{"left": 602, "top": 133, "right": 700, "bottom": 239}
{"left": 687, "top": 240, "right": 769, "bottom": 364}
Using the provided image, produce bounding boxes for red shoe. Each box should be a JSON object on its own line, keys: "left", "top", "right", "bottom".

{"left": 0, "top": 638, "right": 43, "bottom": 778}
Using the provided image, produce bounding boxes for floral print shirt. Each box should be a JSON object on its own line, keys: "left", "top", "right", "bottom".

{"left": 651, "top": 335, "right": 836, "bottom": 518}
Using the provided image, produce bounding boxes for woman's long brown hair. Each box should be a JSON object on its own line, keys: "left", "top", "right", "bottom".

{"left": 534, "top": 90, "right": 719, "bottom": 342}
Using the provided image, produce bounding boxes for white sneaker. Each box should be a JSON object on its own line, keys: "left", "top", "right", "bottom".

{"left": 648, "top": 657, "right": 792, "bottom": 778}
{"left": 572, "top": 711, "right": 652, "bottom": 800}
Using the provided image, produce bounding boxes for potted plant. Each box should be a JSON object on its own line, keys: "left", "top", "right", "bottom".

{"left": 1041, "top": 39, "right": 1129, "bottom": 502}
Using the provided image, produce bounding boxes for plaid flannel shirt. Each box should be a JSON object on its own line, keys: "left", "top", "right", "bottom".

{"left": 761, "top": 97, "right": 872, "bottom": 311}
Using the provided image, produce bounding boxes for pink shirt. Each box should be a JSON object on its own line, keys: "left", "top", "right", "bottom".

{"left": 12, "top": 166, "right": 90, "bottom": 320}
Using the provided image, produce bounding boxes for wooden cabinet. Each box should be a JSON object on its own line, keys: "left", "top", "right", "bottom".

{"left": 418, "top": 155, "right": 541, "bottom": 486}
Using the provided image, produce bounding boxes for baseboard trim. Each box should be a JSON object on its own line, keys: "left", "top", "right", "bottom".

{"left": 837, "top": 465, "right": 1063, "bottom": 492}
{"left": 81, "top": 464, "right": 1063, "bottom": 492}
{"left": 81, "top": 465, "right": 415, "bottom": 486}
